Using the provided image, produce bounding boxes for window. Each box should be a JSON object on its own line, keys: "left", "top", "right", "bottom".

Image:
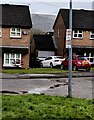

{"left": 45, "top": 57, "right": 52, "bottom": 60}
{"left": 0, "top": 27, "right": 2, "bottom": 37}
{"left": 3, "top": 53, "right": 21, "bottom": 67}
{"left": 73, "top": 30, "right": 83, "bottom": 39}
{"left": 84, "top": 52, "right": 94, "bottom": 65}
{"left": 10, "top": 28, "right": 21, "bottom": 38}
{"left": 90, "top": 31, "right": 94, "bottom": 39}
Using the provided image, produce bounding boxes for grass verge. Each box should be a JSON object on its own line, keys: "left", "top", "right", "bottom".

{"left": 2, "top": 94, "right": 94, "bottom": 120}
{"left": 2, "top": 68, "right": 68, "bottom": 74}
{"left": 2, "top": 67, "right": 94, "bottom": 74}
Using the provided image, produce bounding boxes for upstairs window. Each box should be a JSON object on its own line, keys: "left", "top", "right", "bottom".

{"left": 90, "top": 31, "right": 94, "bottom": 39}
{"left": 0, "top": 27, "right": 2, "bottom": 37}
{"left": 10, "top": 28, "right": 21, "bottom": 38}
{"left": 73, "top": 30, "right": 83, "bottom": 39}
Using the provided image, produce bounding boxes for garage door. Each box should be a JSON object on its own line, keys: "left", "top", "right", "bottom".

{"left": 38, "top": 51, "right": 54, "bottom": 58}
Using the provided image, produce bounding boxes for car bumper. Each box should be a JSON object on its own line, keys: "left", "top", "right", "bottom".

{"left": 77, "top": 64, "right": 91, "bottom": 69}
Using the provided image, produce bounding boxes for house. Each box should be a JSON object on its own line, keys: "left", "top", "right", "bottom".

{"left": 0, "top": 4, "right": 32, "bottom": 69}
{"left": 30, "top": 34, "right": 56, "bottom": 60}
{"left": 53, "top": 9, "right": 94, "bottom": 65}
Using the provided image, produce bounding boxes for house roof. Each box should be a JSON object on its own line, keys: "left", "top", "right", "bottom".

{"left": 53, "top": 9, "right": 94, "bottom": 30}
{"left": 1, "top": 4, "right": 32, "bottom": 28}
{"left": 33, "top": 35, "right": 55, "bottom": 51}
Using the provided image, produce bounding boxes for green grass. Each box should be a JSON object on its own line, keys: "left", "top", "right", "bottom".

{"left": 2, "top": 67, "right": 94, "bottom": 74}
{"left": 91, "top": 67, "right": 94, "bottom": 71}
{"left": 2, "top": 94, "right": 94, "bottom": 120}
{"left": 2, "top": 68, "right": 68, "bottom": 74}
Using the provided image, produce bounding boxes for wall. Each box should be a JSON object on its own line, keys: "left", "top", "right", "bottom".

{"left": 1, "top": 28, "right": 31, "bottom": 46}
{"left": 0, "top": 28, "right": 32, "bottom": 69}
{"left": 53, "top": 13, "right": 66, "bottom": 56}
{"left": 72, "top": 31, "right": 94, "bottom": 47}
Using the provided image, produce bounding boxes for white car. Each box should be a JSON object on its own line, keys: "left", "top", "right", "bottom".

{"left": 40, "top": 56, "right": 65, "bottom": 68}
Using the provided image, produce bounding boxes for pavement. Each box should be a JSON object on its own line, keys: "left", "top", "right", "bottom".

{"left": 1, "top": 70, "right": 94, "bottom": 79}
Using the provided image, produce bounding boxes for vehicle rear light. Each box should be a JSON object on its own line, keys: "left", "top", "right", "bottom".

{"left": 78, "top": 61, "right": 81, "bottom": 64}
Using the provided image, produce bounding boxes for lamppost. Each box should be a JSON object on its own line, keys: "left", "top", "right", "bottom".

{"left": 68, "top": 0, "right": 72, "bottom": 97}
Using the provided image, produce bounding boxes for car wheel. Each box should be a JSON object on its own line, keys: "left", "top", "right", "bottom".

{"left": 86, "top": 68, "right": 90, "bottom": 72}
{"left": 61, "top": 64, "right": 64, "bottom": 70}
{"left": 72, "top": 65, "right": 77, "bottom": 71}
{"left": 50, "top": 63, "right": 53, "bottom": 68}
{"left": 40, "top": 63, "right": 43, "bottom": 68}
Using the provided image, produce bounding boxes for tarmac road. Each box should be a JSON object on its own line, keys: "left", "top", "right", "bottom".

{"left": 1, "top": 77, "right": 93, "bottom": 99}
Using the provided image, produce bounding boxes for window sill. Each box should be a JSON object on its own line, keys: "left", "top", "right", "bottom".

{"left": 73, "top": 38, "right": 83, "bottom": 40}
{"left": 10, "top": 36, "right": 21, "bottom": 39}
{"left": 3, "top": 64, "right": 21, "bottom": 67}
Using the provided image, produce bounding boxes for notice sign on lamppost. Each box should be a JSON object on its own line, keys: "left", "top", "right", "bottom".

{"left": 66, "top": 29, "right": 71, "bottom": 48}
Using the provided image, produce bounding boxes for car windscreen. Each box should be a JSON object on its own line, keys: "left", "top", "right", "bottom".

{"left": 78, "top": 56, "right": 87, "bottom": 60}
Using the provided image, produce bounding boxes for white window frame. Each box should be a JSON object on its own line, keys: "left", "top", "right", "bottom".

{"left": 3, "top": 53, "right": 21, "bottom": 67}
{"left": 73, "top": 30, "right": 83, "bottom": 39}
{"left": 84, "top": 52, "right": 94, "bottom": 65}
{"left": 10, "top": 28, "right": 21, "bottom": 38}
{"left": 90, "top": 31, "right": 94, "bottom": 39}
{"left": 0, "top": 27, "right": 2, "bottom": 37}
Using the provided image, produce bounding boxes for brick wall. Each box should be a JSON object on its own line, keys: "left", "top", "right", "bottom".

{"left": 0, "top": 28, "right": 31, "bottom": 47}
{"left": 0, "top": 28, "right": 32, "bottom": 69}
{"left": 53, "top": 14, "right": 94, "bottom": 56}
{"left": 72, "top": 31, "right": 94, "bottom": 47}
{"left": 53, "top": 14, "right": 66, "bottom": 56}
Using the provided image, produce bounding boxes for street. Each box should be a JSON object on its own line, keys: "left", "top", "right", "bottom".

{"left": 1, "top": 77, "right": 93, "bottom": 99}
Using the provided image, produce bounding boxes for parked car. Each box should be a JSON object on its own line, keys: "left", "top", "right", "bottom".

{"left": 40, "top": 56, "right": 65, "bottom": 68}
{"left": 61, "top": 55, "right": 91, "bottom": 71}
{"left": 30, "top": 58, "right": 41, "bottom": 68}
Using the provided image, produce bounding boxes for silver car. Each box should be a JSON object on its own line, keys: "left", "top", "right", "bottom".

{"left": 40, "top": 56, "right": 65, "bottom": 68}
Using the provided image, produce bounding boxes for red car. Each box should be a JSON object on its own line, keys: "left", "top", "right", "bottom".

{"left": 61, "top": 55, "right": 91, "bottom": 71}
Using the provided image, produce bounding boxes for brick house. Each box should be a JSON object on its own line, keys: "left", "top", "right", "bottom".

{"left": 53, "top": 9, "right": 94, "bottom": 65}
{"left": 0, "top": 4, "right": 32, "bottom": 68}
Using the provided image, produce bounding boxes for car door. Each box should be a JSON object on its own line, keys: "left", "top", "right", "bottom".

{"left": 42, "top": 57, "right": 52, "bottom": 67}
{"left": 45, "top": 57, "right": 52, "bottom": 67}
{"left": 63, "top": 57, "right": 69, "bottom": 68}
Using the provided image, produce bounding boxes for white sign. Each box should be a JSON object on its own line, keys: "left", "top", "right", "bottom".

{"left": 66, "top": 29, "right": 72, "bottom": 48}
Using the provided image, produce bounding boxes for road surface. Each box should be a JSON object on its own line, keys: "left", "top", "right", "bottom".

{"left": 1, "top": 77, "right": 93, "bottom": 99}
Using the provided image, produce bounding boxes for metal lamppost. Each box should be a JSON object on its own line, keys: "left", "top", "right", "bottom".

{"left": 68, "top": 0, "right": 72, "bottom": 97}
